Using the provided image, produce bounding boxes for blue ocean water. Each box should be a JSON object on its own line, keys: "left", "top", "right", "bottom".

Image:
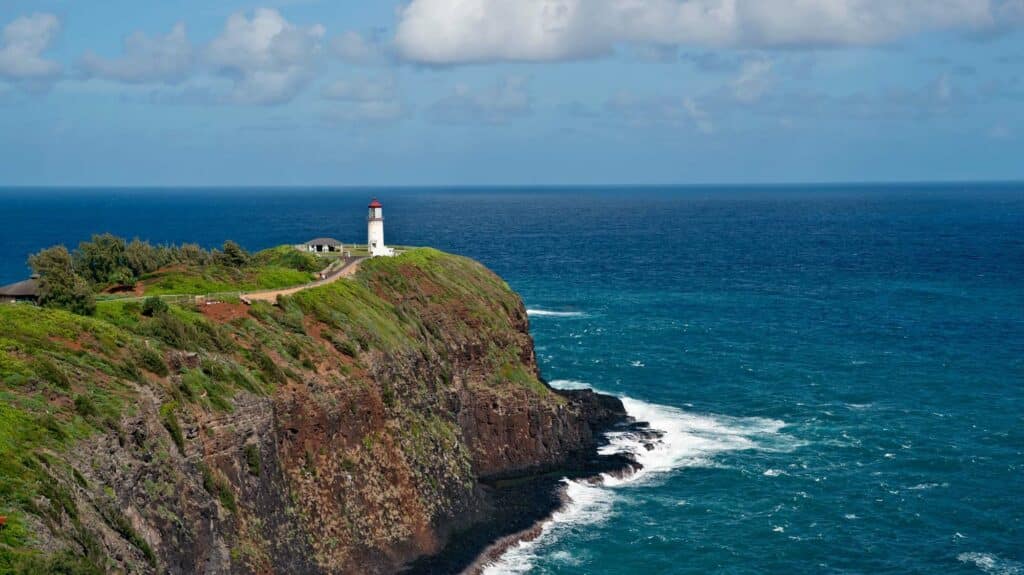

{"left": 1, "top": 185, "right": 1022, "bottom": 574}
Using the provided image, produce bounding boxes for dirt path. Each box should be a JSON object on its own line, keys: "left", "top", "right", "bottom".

{"left": 241, "top": 257, "right": 366, "bottom": 305}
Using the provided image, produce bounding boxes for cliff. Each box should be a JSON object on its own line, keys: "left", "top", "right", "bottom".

{"left": 0, "top": 248, "right": 630, "bottom": 574}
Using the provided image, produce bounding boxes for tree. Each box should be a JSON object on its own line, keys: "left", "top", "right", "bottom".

{"left": 174, "top": 243, "right": 209, "bottom": 266}
{"left": 125, "top": 238, "right": 162, "bottom": 277}
{"left": 75, "top": 233, "right": 128, "bottom": 285}
{"left": 220, "top": 241, "right": 250, "bottom": 268}
{"left": 28, "top": 246, "right": 96, "bottom": 316}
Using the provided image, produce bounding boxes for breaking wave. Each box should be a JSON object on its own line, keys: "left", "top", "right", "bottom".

{"left": 526, "top": 309, "right": 587, "bottom": 318}
{"left": 481, "top": 381, "right": 796, "bottom": 574}
{"left": 958, "top": 552, "right": 1023, "bottom": 575}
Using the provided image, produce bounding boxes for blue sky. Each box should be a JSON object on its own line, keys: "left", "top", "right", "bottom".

{"left": 0, "top": 0, "right": 1022, "bottom": 186}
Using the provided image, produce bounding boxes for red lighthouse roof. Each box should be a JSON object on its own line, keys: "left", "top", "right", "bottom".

{"left": 368, "top": 199, "right": 382, "bottom": 208}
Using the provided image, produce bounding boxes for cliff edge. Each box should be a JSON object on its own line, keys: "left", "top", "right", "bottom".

{"left": 0, "top": 248, "right": 631, "bottom": 574}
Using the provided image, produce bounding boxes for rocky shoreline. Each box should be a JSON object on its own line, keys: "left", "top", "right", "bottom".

{"left": 405, "top": 387, "right": 654, "bottom": 575}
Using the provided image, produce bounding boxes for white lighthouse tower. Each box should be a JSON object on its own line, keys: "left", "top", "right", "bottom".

{"left": 366, "top": 198, "right": 394, "bottom": 257}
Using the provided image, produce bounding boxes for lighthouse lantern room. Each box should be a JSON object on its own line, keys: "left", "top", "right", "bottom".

{"left": 367, "top": 199, "right": 394, "bottom": 257}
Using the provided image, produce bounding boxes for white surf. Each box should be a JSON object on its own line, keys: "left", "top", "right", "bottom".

{"left": 481, "top": 381, "right": 795, "bottom": 574}
{"left": 526, "top": 309, "right": 587, "bottom": 318}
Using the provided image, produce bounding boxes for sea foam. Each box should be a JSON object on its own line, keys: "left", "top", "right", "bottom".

{"left": 526, "top": 309, "right": 587, "bottom": 318}
{"left": 482, "top": 381, "right": 795, "bottom": 574}
{"left": 958, "top": 552, "right": 1023, "bottom": 575}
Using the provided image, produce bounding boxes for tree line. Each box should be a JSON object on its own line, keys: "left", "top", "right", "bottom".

{"left": 28, "top": 234, "right": 252, "bottom": 315}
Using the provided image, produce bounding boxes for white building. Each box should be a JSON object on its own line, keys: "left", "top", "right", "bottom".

{"left": 367, "top": 198, "right": 395, "bottom": 257}
{"left": 302, "top": 238, "right": 343, "bottom": 253}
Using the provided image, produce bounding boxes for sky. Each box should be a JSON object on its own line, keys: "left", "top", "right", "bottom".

{"left": 0, "top": 0, "right": 1022, "bottom": 186}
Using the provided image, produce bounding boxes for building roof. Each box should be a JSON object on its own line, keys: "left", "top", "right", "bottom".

{"left": 305, "top": 238, "right": 342, "bottom": 246}
{"left": 368, "top": 199, "right": 382, "bottom": 208}
{"left": 0, "top": 278, "right": 40, "bottom": 297}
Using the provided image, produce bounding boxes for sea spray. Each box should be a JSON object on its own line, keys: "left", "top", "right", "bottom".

{"left": 482, "top": 382, "right": 796, "bottom": 574}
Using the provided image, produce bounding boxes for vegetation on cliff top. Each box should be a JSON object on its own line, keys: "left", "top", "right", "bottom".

{"left": 27, "top": 235, "right": 322, "bottom": 312}
{"left": 0, "top": 242, "right": 555, "bottom": 574}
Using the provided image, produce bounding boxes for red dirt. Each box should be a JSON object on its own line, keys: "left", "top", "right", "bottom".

{"left": 49, "top": 336, "right": 84, "bottom": 351}
{"left": 201, "top": 302, "right": 250, "bottom": 323}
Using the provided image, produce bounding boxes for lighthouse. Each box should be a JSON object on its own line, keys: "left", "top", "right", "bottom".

{"left": 367, "top": 198, "right": 394, "bottom": 257}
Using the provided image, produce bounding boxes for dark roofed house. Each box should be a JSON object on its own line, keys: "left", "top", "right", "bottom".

{"left": 0, "top": 275, "right": 41, "bottom": 304}
{"left": 303, "top": 238, "right": 343, "bottom": 253}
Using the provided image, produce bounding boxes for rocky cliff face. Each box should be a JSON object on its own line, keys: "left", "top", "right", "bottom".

{"left": 0, "top": 249, "right": 629, "bottom": 574}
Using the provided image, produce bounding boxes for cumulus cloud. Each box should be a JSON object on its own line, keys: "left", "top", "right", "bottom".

{"left": 429, "top": 76, "right": 532, "bottom": 124}
{"left": 207, "top": 8, "right": 325, "bottom": 105}
{"left": 79, "top": 23, "right": 194, "bottom": 84}
{"left": 394, "top": 0, "right": 1023, "bottom": 64}
{"left": 0, "top": 13, "right": 62, "bottom": 86}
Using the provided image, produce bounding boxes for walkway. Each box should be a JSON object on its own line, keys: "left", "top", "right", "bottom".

{"left": 241, "top": 256, "right": 366, "bottom": 305}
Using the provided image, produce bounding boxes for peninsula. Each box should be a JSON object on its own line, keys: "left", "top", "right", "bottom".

{"left": 0, "top": 233, "right": 637, "bottom": 574}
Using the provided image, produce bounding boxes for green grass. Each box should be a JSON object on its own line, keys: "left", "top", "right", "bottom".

{"left": 0, "top": 246, "right": 552, "bottom": 571}
{"left": 134, "top": 246, "right": 320, "bottom": 297}
{"left": 141, "top": 265, "right": 312, "bottom": 296}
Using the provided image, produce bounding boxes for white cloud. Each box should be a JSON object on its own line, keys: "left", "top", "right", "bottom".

{"left": 732, "top": 59, "right": 773, "bottom": 103}
{"left": 79, "top": 23, "right": 194, "bottom": 84}
{"left": 207, "top": 8, "right": 325, "bottom": 105}
{"left": 394, "top": 0, "right": 1022, "bottom": 64}
{"left": 429, "top": 76, "right": 531, "bottom": 124}
{"left": 0, "top": 13, "right": 62, "bottom": 85}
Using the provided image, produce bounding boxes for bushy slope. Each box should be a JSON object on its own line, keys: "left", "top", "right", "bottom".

{"left": 0, "top": 248, "right": 601, "bottom": 575}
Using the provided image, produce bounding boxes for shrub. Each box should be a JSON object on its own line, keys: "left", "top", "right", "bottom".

{"left": 141, "top": 297, "right": 168, "bottom": 318}
{"left": 133, "top": 345, "right": 168, "bottom": 377}
{"left": 74, "top": 395, "right": 98, "bottom": 418}
{"left": 220, "top": 241, "right": 250, "bottom": 268}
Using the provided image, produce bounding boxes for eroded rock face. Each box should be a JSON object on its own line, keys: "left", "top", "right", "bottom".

{"left": 21, "top": 250, "right": 629, "bottom": 574}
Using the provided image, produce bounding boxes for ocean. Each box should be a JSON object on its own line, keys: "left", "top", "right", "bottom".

{"left": 1, "top": 185, "right": 1022, "bottom": 574}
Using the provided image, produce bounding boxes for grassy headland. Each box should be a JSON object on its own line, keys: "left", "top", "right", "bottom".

{"left": 0, "top": 239, "right": 569, "bottom": 574}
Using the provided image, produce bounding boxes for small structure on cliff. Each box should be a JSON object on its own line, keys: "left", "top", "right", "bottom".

{"left": 302, "top": 238, "right": 343, "bottom": 253}
{"left": 0, "top": 275, "right": 40, "bottom": 304}
{"left": 367, "top": 198, "right": 395, "bottom": 258}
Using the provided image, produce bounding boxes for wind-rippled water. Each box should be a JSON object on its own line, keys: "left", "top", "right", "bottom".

{"left": 1, "top": 184, "right": 1022, "bottom": 574}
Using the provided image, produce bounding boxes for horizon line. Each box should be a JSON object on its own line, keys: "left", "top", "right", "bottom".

{"left": 1, "top": 179, "right": 1023, "bottom": 190}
